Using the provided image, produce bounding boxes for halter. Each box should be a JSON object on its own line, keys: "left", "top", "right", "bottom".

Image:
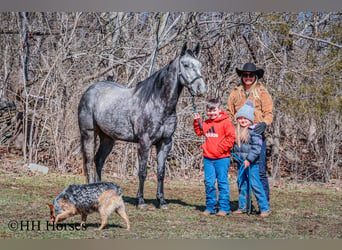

{"left": 177, "top": 56, "right": 203, "bottom": 93}
{"left": 178, "top": 55, "right": 204, "bottom": 130}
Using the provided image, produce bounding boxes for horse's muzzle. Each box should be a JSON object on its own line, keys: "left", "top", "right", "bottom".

{"left": 191, "top": 80, "right": 206, "bottom": 97}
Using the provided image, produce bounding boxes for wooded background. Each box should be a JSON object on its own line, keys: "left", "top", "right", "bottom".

{"left": 0, "top": 12, "right": 341, "bottom": 183}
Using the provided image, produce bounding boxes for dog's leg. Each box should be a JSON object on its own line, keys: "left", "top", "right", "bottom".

{"left": 97, "top": 202, "right": 111, "bottom": 230}
{"left": 97, "top": 214, "right": 108, "bottom": 230}
{"left": 81, "top": 213, "right": 87, "bottom": 225}
{"left": 80, "top": 213, "right": 87, "bottom": 228}
{"left": 116, "top": 204, "right": 130, "bottom": 231}
{"left": 97, "top": 190, "right": 130, "bottom": 230}
{"left": 54, "top": 210, "right": 75, "bottom": 224}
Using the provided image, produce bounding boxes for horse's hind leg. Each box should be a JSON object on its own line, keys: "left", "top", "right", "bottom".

{"left": 156, "top": 137, "right": 172, "bottom": 209}
{"left": 94, "top": 132, "right": 114, "bottom": 182}
{"left": 80, "top": 129, "right": 97, "bottom": 183}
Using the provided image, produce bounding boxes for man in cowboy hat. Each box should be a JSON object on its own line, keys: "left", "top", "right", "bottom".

{"left": 227, "top": 62, "right": 273, "bottom": 205}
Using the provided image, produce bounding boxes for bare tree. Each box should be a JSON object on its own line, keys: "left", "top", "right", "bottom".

{"left": 0, "top": 12, "right": 340, "bottom": 182}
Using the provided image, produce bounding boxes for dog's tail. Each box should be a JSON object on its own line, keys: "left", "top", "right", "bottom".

{"left": 47, "top": 203, "right": 55, "bottom": 223}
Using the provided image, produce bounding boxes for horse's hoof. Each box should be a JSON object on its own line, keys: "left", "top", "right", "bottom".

{"left": 137, "top": 204, "right": 149, "bottom": 210}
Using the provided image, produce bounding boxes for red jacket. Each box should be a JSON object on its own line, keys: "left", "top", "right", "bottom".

{"left": 193, "top": 111, "right": 236, "bottom": 159}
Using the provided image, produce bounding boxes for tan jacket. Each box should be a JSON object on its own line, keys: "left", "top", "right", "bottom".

{"left": 227, "top": 82, "right": 273, "bottom": 125}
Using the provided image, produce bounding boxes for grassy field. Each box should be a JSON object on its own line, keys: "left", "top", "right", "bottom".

{"left": 0, "top": 166, "right": 341, "bottom": 239}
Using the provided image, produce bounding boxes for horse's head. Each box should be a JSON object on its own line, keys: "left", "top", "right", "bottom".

{"left": 178, "top": 43, "right": 206, "bottom": 96}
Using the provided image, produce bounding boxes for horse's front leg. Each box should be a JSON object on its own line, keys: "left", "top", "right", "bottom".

{"left": 156, "top": 137, "right": 173, "bottom": 209}
{"left": 136, "top": 138, "right": 151, "bottom": 210}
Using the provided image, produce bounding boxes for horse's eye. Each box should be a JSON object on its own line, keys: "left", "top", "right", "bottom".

{"left": 183, "top": 64, "right": 189, "bottom": 68}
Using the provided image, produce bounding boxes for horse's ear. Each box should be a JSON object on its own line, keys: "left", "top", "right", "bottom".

{"left": 181, "top": 42, "right": 187, "bottom": 56}
{"left": 194, "top": 43, "right": 201, "bottom": 58}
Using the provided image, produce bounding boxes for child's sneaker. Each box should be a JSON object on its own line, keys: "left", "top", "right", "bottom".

{"left": 232, "top": 210, "right": 245, "bottom": 214}
{"left": 216, "top": 211, "right": 227, "bottom": 216}
{"left": 201, "top": 210, "right": 211, "bottom": 216}
{"left": 260, "top": 211, "right": 270, "bottom": 217}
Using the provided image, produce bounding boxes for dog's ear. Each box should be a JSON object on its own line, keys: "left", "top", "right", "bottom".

{"left": 47, "top": 203, "right": 55, "bottom": 219}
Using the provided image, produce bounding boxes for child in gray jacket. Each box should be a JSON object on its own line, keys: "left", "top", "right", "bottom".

{"left": 232, "top": 100, "right": 270, "bottom": 217}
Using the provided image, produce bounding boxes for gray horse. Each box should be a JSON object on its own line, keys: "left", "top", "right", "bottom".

{"left": 78, "top": 43, "right": 206, "bottom": 209}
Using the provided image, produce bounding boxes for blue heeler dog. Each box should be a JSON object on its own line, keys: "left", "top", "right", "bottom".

{"left": 47, "top": 182, "right": 130, "bottom": 230}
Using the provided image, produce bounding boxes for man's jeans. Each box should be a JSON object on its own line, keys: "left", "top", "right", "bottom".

{"left": 203, "top": 157, "right": 230, "bottom": 213}
{"left": 259, "top": 136, "right": 270, "bottom": 202}
{"left": 237, "top": 163, "right": 269, "bottom": 212}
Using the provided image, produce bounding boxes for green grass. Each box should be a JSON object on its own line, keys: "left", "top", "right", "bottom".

{"left": 0, "top": 168, "right": 341, "bottom": 239}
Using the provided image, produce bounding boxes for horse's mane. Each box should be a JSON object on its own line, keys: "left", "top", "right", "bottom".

{"left": 133, "top": 59, "right": 175, "bottom": 104}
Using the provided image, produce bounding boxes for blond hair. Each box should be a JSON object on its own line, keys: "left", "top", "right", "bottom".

{"left": 236, "top": 79, "right": 261, "bottom": 103}
{"left": 235, "top": 122, "right": 250, "bottom": 147}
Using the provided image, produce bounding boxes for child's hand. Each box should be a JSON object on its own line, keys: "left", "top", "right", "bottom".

{"left": 244, "top": 160, "right": 250, "bottom": 168}
{"left": 194, "top": 113, "right": 201, "bottom": 120}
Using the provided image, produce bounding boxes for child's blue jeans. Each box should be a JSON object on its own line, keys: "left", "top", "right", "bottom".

{"left": 203, "top": 157, "right": 230, "bottom": 213}
{"left": 237, "top": 163, "right": 269, "bottom": 212}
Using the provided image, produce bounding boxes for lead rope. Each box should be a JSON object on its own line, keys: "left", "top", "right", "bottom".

{"left": 248, "top": 165, "right": 252, "bottom": 215}
{"left": 192, "top": 96, "right": 203, "bottom": 132}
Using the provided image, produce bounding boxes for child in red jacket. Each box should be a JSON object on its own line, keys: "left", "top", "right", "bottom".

{"left": 194, "top": 98, "right": 236, "bottom": 216}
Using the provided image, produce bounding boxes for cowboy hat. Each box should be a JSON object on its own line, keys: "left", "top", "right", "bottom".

{"left": 236, "top": 62, "right": 264, "bottom": 79}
